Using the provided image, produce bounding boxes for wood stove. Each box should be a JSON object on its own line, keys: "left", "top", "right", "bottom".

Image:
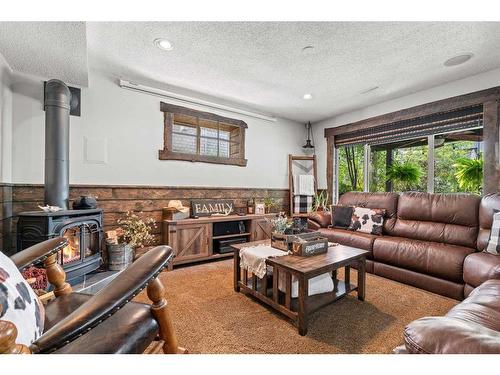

{"left": 17, "top": 209, "right": 103, "bottom": 283}
{"left": 15, "top": 80, "right": 104, "bottom": 284}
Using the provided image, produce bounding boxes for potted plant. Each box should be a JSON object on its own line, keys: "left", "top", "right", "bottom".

{"left": 263, "top": 196, "right": 279, "bottom": 214}
{"left": 312, "top": 190, "right": 329, "bottom": 212}
{"left": 453, "top": 157, "right": 483, "bottom": 194}
{"left": 269, "top": 213, "right": 293, "bottom": 234}
{"left": 386, "top": 161, "right": 423, "bottom": 191}
{"left": 106, "top": 211, "right": 156, "bottom": 271}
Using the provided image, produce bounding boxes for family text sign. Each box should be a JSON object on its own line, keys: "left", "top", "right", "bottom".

{"left": 190, "top": 199, "right": 235, "bottom": 217}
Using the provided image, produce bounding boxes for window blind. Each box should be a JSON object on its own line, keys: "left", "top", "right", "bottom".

{"left": 334, "top": 105, "right": 483, "bottom": 147}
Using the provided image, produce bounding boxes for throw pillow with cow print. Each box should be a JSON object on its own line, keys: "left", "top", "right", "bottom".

{"left": 0, "top": 250, "right": 45, "bottom": 346}
{"left": 348, "top": 207, "right": 386, "bottom": 235}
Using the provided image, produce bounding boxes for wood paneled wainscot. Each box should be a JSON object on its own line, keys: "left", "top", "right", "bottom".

{"left": 163, "top": 214, "right": 274, "bottom": 269}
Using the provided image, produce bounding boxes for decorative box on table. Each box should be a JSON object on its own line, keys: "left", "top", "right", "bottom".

{"left": 271, "top": 231, "right": 328, "bottom": 256}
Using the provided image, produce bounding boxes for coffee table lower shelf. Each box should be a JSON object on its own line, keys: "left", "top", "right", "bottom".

{"left": 238, "top": 278, "right": 357, "bottom": 319}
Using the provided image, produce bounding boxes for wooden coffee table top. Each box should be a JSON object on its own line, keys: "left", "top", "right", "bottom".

{"left": 232, "top": 239, "right": 369, "bottom": 276}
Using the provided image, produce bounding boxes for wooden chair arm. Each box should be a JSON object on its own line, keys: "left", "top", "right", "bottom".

{"left": 11, "top": 237, "right": 68, "bottom": 272}
{"left": 31, "top": 246, "right": 175, "bottom": 354}
{"left": 0, "top": 320, "right": 31, "bottom": 354}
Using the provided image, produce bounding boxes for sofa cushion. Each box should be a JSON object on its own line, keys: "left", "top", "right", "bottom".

{"left": 317, "top": 228, "right": 375, "bottom": 257}
{"left": 331, "top": 205, "right": 354, "bottom": 228}
{"left": 373, "top": 236, "right": 475, "bottom": 283}
{"left": 463, "top": 252, "right": 500, "bottom": 288}
{"left": 477, "top": 193, "right": 500, "bottom": 250}
{"left": 393, "top": 192, "right": 480, "bottom": 248}
{"left": 486, "top": 212, "right": 500, "bottom": 255}
{"left": 348, "top": 207, "right": 385, "bottom": 235}
{"left": 403, "top": 279, "right": 500, "bottom": 354}
{"left": 0, "top": 250, "right": 45, "bottom": 346}
{"left": 338, "top": 192, "right": 398, "bottom": 234}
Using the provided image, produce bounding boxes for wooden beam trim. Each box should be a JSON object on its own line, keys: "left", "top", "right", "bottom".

{"left": 160, "top": 102, "right": 248, "bottom": 129}
{"left": 324, "top": 86, "right": 500, "bottom": 138}
{"left": 158, "top": 150, "right": 248, "bottom": 166}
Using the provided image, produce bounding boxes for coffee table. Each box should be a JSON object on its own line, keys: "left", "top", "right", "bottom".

{"left": 232, "top": 239, "right": 368, "bottom": 335}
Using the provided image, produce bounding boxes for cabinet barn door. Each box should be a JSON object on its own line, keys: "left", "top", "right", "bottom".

{"left": 172, "top": 223, "right": 211, "bottom": 263}
{"left": 252, "top": 218, "right": 272, "bottom": 241}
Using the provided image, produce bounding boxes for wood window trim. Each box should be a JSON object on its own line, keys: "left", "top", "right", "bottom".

{"left": 324, "top": 86, "right": 500, "bottom": 138}
{"left": 159, "top": 102, "right": 248, "bottom": 167}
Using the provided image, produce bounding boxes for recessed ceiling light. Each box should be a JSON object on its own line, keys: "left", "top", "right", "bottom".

{"left": 154, "top": 38, "right": 173, "bottom": 51}
{"left": 303, "top": 93, "right": 313, "bottom": 100}
{"left": 444, "top": 53, "right": 473, "bottom": 67}
{"left": 360, "top": 86, "right": 379, "bottom": 94}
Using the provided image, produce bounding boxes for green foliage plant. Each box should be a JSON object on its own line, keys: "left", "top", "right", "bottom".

{"left": 386, "top": 161, "right": 423, "bottom": 191}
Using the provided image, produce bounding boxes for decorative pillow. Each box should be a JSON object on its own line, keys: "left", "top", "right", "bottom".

{"left": 0, "top": 251, "right": 45, "bottom": 346}
{"left": 330, "top": 205, "right": 354, "bottom": 229}
{"left": 486, "top": 212, "right": 500, "bottom": 255}
{"left": 348, "top": 207, "right": 386, "bottom": 235}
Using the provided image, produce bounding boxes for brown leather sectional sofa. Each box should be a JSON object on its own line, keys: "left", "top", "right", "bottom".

{"left": 397, "top": 279, "right": 500, "bottom": 353}
{"left": 308, "top": 191, "right": 500, "bottom": 300}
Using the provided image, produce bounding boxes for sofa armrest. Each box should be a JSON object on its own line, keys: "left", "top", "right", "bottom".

{"left": 404, "top": 316, "right": 500, "bottom": 354}
{"left": 307, "top": 211, "right": 331, "bottom": 229}
{"left": 30, "top": 246, "right": 173, "bottom": 354}
{"left": 463, "top": 252, "right": 500, "bottom": 288}
{"left": 10, "top": 237, "right": 68, "bottom": 272}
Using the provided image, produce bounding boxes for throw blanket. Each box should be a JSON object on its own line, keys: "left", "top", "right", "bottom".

{"left": 294, "top": 195, "right": 313, "bottom": 213}
{"left": 293, "top": 174, "right": 315, "bottom": 196}
{"left": 240, "top": 245, "right": 290, "bottom": 279}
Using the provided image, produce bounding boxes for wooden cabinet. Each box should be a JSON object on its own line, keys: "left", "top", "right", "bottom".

{"left": 164, "top": 222, "right": 211, "bottom": 267}
{"left": 251, "top": 218, "right": 272, "bottom": 241}
{"left": 162, "top": 214, "right": 274, "bottom": 269}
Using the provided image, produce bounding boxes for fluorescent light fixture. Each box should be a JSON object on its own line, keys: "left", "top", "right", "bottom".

{"left": 303, "top": 93, "right": 313, "bottom": 100}
{"left": 154, "top": 38, "right": 173, "bottom": 51}
{"left": 119, "top": 79, "right": 277, "bottom": 122}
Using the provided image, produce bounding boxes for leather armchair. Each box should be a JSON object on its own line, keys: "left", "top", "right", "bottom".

{"left": 1, "top": 237, "right": 185, "bottom": 354}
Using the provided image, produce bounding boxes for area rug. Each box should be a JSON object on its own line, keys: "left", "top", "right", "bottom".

{"left": 135, "top": 259, "right": 456, "bottom": 354}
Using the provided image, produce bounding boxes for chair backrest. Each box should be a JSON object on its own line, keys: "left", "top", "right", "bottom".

{"left": 393, "top": 192, "right": 480, "bottom": 249}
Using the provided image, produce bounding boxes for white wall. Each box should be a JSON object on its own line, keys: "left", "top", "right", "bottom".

{"left": 313, "top": 66, "right": 500, "bottom": 189}
{"left": 0, "top": 53, "right": 12, "bottom": 183}
{"left": 11, "top": 68, "right": 305, "bottom": 188}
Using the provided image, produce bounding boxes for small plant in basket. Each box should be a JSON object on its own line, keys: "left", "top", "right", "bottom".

{"left": 268, "top": 213, "right": 293, "bottom": 234}
{"left": 116, "top": 211, "right": 157, "bottom": 248}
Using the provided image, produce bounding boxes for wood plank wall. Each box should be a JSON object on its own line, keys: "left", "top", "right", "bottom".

{"left": 1, "top": 184, "right": 13, "bottom": 255}
{"left": 1, "top": 184, "right": 290, "bottom": 254}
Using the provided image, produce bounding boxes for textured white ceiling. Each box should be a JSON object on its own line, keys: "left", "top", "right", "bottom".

{"left": 0, "top": 22, "right": 88, "bottom": 86}
{"left": 3, "top": 22, "right": 500, "bottom": 122}
{"left": 87, "top": 22, "right": 500, "bottom": 122}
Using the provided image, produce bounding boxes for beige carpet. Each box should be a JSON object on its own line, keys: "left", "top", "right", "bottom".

{"left": 135, "top": 259, "right": 457, "bottom": 354}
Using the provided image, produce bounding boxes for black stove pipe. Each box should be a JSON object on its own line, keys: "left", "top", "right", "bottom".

{"left": 44, "top": 79, "right": 71, "bottom": 210}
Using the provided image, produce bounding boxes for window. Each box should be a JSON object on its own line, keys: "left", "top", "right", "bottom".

{"left": 338, "top": 144, "right": 364, "bottom": 195}
{"left": 159, "top": 103, "right": 247, "bottom": 166}
{"left": 434, "top": 128, "right": 483, "bottom": 194}
{"left": 332, "top": 105, "right": 484, "bottom": 199}
{"left": 370, "top": 137, "right": 428, "bottom": 193}
{"left": 336, "top": 128, "right": 483, "bottom": 198}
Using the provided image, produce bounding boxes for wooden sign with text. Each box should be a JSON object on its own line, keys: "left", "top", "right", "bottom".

{"left": 190, "top": 199, "right": 235, "bottom": 217}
